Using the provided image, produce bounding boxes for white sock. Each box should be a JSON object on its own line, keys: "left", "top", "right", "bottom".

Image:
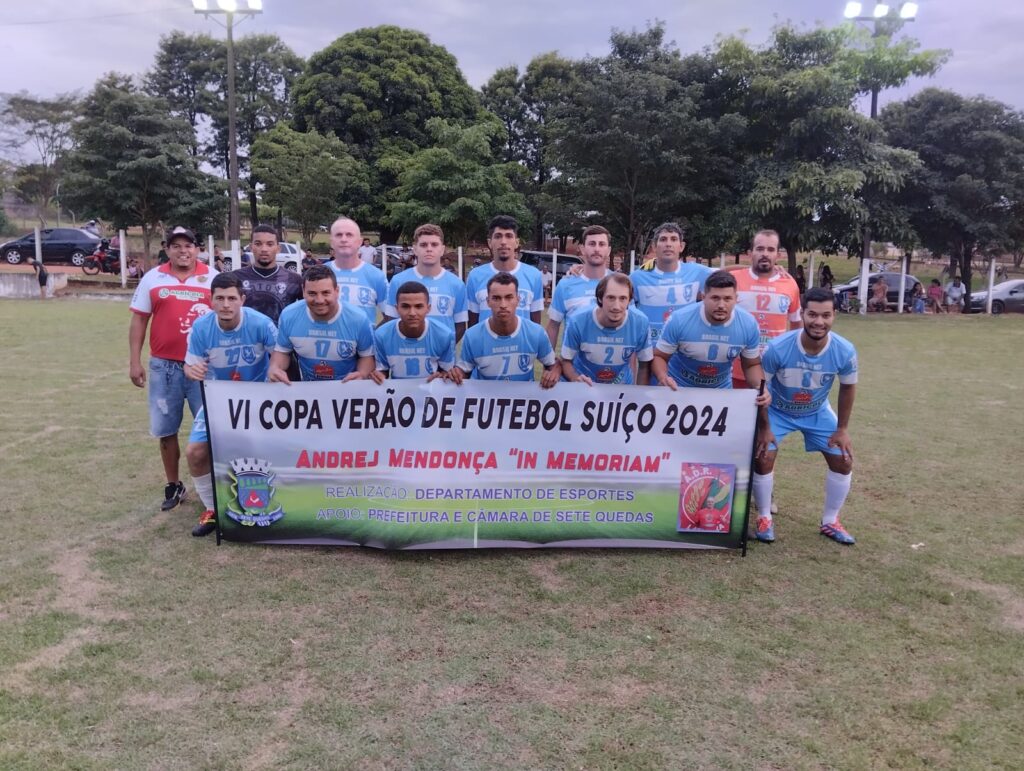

{"left": 822, "top": 470, "right": 852, "bottom": 525}
{"left": 752, "top": 472, "right": 774, "bottom": 523}
{"left": 193, "top": 473, "right": 215, "bottom": 511}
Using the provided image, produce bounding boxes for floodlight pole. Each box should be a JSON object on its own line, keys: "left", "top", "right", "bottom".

{"left": 845, "top": 5, "right": 916, "bottom": 314}
{"left": 195, "top": 4, "right": 262, "bottom": 243}
{"left": 225, "top": 12, "right": 240, "bottom": 242}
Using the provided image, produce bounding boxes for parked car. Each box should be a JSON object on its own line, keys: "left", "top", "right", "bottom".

{"left": 833, "top": 271, "right": 921, "bottom": 312}
{"left": 968, "top": 279, "right": 1024, "bottom": 314}
{"left": 1, "top": 228, "right": 102, "bottom": 267}
{"left": 240, "top": 241, "right": 307, "bottom": 271}
{"left": 519, "top": 250, "right": 584, "bottom": 280}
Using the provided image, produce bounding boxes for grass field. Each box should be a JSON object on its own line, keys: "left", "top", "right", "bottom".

{"left": 0, "top": 298, "right": 1022, "bottom": 769}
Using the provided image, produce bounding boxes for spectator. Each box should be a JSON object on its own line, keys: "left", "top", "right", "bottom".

{"left": 819, "top": 263, "right": 834, "bottom": 289}
{"left": 867, "top": 276, "right": 888, "bottom": 312}
{"left": 540, "top": 262, "right": 553, "bottom": 301}
{"left": 83, "top": 219, "right": 100, "bottom": 236}
{"left": 358, "top": 238, "right": 376, "bottom": 265}
{"left": 911, "top": 282, "right": 926, "bottom": 313}
{"left": 157, "top": 240, "right": 169, "bottom": 265}
{"left": 926, "top": 279, "right": 946, "bottom": 314}
{"left": 27, "top": 257, "right": 48, "bottom": 300}
{"left": 945, "top": 276, "right": 966, "bottom": 314}
{"left": 795, "top": 265, "right": 807, "bottom": 296}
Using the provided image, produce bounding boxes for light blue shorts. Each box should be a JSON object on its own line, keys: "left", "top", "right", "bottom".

{"left": 148, "top": 357, "right": 202, "bottom": 438}
{"left": 767, "top": 405, "right": 842, "bottom": 455}
{"left": 188, "top": 406, "right": 208, "bottom": 444}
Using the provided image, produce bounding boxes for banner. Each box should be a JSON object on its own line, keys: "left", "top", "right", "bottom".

{"left": 204, "top": 380, "right": 757, "bottom": 551}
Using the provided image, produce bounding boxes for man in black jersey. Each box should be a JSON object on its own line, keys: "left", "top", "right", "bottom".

{"left": 232, "top": 225, "right": 303, "bottom": 323}
{"left": 233, "top": 224, "right": 304, "bottom": 380}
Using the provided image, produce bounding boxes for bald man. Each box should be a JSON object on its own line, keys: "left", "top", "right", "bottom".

{"left": 327, "top": 217, "right": 388, "bottom": 326}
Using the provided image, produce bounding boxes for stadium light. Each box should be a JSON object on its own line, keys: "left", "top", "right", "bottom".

{"left": 191, "top": 0, "right": 264, "bottom": 243}
{"left": 845, "top": 1, "right": 919, "bottom": 21}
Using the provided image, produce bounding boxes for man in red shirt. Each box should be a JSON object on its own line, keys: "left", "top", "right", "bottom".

{"left": 129, "top": 226, "right": 218, "bottom": 511}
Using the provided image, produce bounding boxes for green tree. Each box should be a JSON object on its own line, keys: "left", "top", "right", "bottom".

{"left": 481, "top": 53, "right": 576, "bottom": 249}
{"left": 62, "top": 74, "right": 226, "bottom": 259}
{"left": 881, "top": 88, "right": 1024, "bottom": 303}
{"left": 143, "top": 31, "right": 220, "bottom": 156}
{"left": 251, "top": 124, "right": 369, "bottom": 245}
{"left": 385, "top": 117, "right": 529, "bottom": 246}
{"left": 0, "top": 92, "right": 81, "bottom": 224}
{"left": 205, "top": 34, "right": 304, "bottom": 227}
{"left": 545, "top": 25, "right": 718, "bottom": 254}
{"left": 700, "top": 25, "right": 936, "bottom": 269}
{"left": 292, "top": 26, "right": 480, "bottom": 233}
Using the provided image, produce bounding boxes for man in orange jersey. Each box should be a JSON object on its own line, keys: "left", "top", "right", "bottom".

{"left": 730, "top": 229, "right": 802, "bottom": 521}
{"left": 730, "top": 230, "right": 802, "bottom": 388}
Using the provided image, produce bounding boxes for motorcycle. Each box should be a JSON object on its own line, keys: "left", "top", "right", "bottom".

{"left": 82, "top": 240, "right": 122, "bottom": 275}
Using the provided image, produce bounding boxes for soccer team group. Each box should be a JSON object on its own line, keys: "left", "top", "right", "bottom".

{"left": 128, "top": 215, "right": 859, "bottom": 543}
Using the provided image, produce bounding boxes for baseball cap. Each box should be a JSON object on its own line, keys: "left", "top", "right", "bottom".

{"left": 165, "top": 226, "right": 197, "bottom": 245}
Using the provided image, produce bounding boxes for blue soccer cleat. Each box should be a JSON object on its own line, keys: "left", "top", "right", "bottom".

{"left": 754, "top": 516, "right": 775, "bottom": 543}
{"left": 820, "top": 521, "right": 855, "bottom": 545}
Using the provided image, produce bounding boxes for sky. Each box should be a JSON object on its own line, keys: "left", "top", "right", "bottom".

{"left": 1, "top": 0, "right": 1021, "bottom": 112}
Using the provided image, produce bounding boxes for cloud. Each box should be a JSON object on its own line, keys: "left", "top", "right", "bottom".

{"left": 0, "top": 0, "right": 1019, "bottom": 110}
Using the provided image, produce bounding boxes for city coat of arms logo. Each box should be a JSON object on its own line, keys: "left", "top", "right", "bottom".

{"left": 227, "top": 458, "right": 285, "bottom": 527}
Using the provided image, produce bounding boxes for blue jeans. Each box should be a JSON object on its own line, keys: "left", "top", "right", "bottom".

{"left": 148, "top": 357, "right": 202, "bottom": 438}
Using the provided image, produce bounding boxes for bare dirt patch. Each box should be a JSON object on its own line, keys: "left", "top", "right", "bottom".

{"left": 2, "top": 627, "right": 98, "bottom": 693}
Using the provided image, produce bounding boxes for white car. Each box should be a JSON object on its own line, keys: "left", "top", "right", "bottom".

{"left": 241, "top": 242, "right": 308, "bottom": 271}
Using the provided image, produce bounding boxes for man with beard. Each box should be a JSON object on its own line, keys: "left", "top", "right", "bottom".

{"left": 129, "top": 226, "right": 217, "bottom": 512}
{"left": 545, "top": 224, "right": 614, "bottom": 349}
{"left": 650, "top": 270, "right": 769, "bottom": 398}
{"left": 560, "top": 273, "right": 652, "bottom": 386}
{"left": 268, "top": 264, "right": 375, "bottom": 384}
{"left": 465, "top": 215, "right": 544, "bottom": 327}
{"left": 752, "top": 288, "right": 859, "bottom": 545}
{"left": 232, "top": 225, "right": 303, "bottom": 324}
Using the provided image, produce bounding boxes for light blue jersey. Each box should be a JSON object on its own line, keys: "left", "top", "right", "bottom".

{"left": 275, "top": 300, "right": 374, "bottom": 381}
{"left": 384, "top": 268, "right": 468, "bottom": 335}
{"left": 184, "top": 306, "right": 277, "bottom": 382}
{"left": 457, "top": 317, "right": 556, "bottom": 381}
{"left": 762, "top": 329, "right": 858, "bottom": 415}
{"left": 631, "top": 262, "right": 714, "bottom": 343}
{"left": 656, "top": 303, "right": 761, "bottom": 389}
{"left": 374, "top": 319, "right": 456, "bottom": 379}
{"left": 548, "top": 270, "right": 612, "bottom": 323}
{"left": 560, "top": 308, "right": 652, "bottom": 385}
{"left": 328, "top": 261, "right": 389, "bottom": 325}
{"left": 465, "top": 261, "right": 544, "bottom": 322}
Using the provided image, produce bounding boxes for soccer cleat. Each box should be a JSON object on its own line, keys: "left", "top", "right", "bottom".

{"left": 820, "top": 521, "right": 856, "bottom": 545}
{"left": 160, "top": 481, "right": 187, "bottom": 511}
{"left": 754, "top": 516, "right": 775, "bottom": 543}
{"left": 191, "top": 510, "right": 217, "bottom": 537}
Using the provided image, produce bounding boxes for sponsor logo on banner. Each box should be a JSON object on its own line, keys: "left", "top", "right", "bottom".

{"left": 227, "top": 458, "right": 285, "bottom": 527}
{"left": 678, "top": 463, "right": 735, "bottom": 532}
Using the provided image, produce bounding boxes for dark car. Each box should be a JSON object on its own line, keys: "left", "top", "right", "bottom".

{"left": 518, "top": 250, "right": 584, "bottom": 280}
{"left": 1, "top": 228, "right": 102, "bottom": 267}
{"left": 968, "top": 279, "right": 1024, "bottom": 314}
{"left": 833, "top": 271, "right": 921, "bottom": 312}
